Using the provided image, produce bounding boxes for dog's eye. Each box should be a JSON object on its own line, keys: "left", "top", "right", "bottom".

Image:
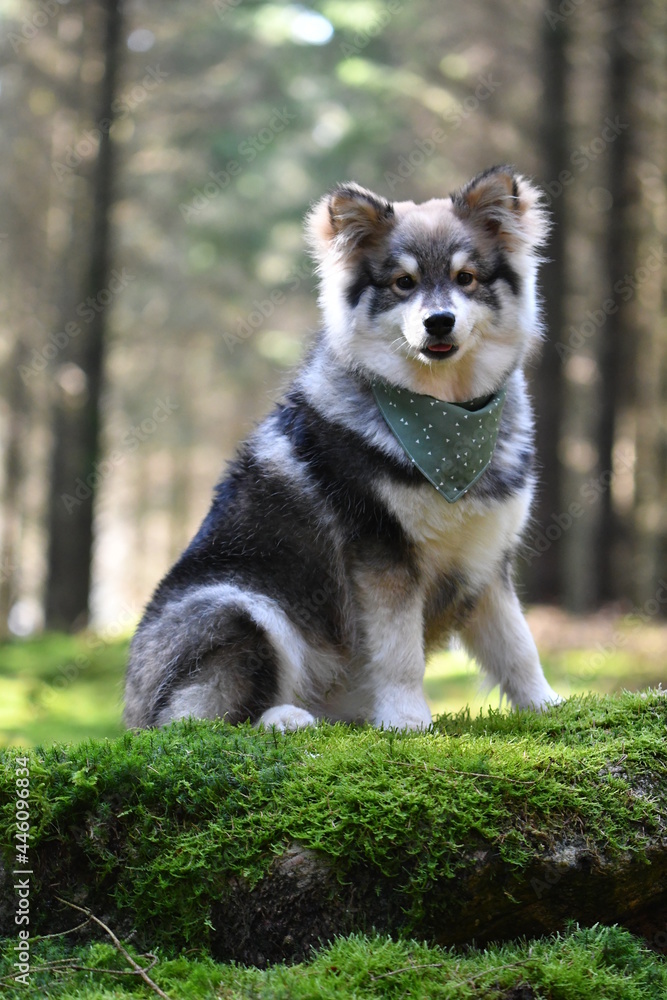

{"left": 456, "top": 271, "right": 475, "bottom": 287}
{"left": 395, "top": 275, "right": 416, "bottom": 291}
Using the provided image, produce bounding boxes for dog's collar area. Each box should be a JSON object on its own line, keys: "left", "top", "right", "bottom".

{"left": 372, "top": 380, "right": 507, "bottom": 502}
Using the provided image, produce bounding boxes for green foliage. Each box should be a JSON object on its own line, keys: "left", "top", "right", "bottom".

{"left": 1, "top": 693, "right": 665, "bottom": 951}
{"left": 1, "top": 925, "right": 666, "bottom": 999}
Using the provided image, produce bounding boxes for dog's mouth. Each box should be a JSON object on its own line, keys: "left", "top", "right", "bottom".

{"left": 420, "top": 343, "right": 459, "bottom": 361}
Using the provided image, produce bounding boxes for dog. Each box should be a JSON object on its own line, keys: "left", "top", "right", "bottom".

{"left": 124, "top": 165, "right": 562, "bottom": 732}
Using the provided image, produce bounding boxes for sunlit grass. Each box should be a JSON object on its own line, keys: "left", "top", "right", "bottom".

{"left": 425, "top": 640, "right": 666, "bottom": 719}
{"left": 0, "top": 610, "right": 664, "bottom": 747}
{"left": 0, "top": 632, "right": 128, "bottom": 747}
{"left": 424, "top": 646, "right": 491, "bottom": 717}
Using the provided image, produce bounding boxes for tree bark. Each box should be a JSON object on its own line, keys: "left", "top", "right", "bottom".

{"left": 1, "top": 815, "right": 664, "bottom": 967}
{"left": 0, "top": 344, "right": 29, "bottom": 637}
{"left": 625, "top": 0, "right": 666, "bottom": 609}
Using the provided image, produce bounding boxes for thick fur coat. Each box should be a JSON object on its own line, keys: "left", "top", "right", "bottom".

{"left": 124, "top": 166, "right": 561, "bottom": 732}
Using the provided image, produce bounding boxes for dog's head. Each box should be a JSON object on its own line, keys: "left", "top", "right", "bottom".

{"left": 306, "top": 166, "right": 549, "bottom": 401}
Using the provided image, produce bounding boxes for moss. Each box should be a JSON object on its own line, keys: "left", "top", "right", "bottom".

{"left": 0, "top": 924, "right": 666, "bottom": 999}
{"left": 0, "top": 693, "right": 665, "bottom": 955}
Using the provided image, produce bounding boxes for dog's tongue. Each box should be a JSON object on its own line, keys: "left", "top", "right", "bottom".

{"left": 428, "top": 343, "right": 453, "bottom": 352}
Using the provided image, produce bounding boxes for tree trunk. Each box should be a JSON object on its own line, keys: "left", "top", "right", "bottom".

{"left": 595, "top": 0, "right": 641, "bottom": 603}
{"left": 44, "top": 0, "right": 123, "bottom": 630}
{"left": 628, "top": 0, "right": 667, "bottom": 609}
{"left": 0, "top": 344, "right": 29, "bottom": 637}
{"left": 526, "top": 5, "right": 569, "bottom": 603}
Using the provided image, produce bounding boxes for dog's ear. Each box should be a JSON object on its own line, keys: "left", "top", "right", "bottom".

{"left": 306, "top": 183, "right": 395, "bottom": 263}
{"left": 451, "top": 166, "right": 550, "bottom": 254}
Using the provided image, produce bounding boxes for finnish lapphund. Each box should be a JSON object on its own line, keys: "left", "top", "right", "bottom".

{"left": 125, "top": 165, "right": 562, "bottom": 732}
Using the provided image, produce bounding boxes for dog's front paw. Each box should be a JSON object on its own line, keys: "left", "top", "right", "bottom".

{"left": 509, "top": 683, "right": 564, "bottom": 712}
{"left": 538, "top": 687, "right": 565, "bottom": 711}
{"left": 381, "top": 713, "right": 432, "bottom": 731}
{"left": 258, "top": 704, "right": 317, "bottom": 732}
{"left": 373, "top": 690, "right": 432, "bottom": 731}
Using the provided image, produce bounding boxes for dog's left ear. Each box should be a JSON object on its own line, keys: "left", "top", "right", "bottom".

{"left": 451, "top": 166, "right": 550, "bottom": 254}
{"left": 306, "top": 183, "right": 395, "bottom": 264}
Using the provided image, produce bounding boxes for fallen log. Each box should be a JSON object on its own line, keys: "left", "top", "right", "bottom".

{"left": 1, "top": 692, "right": 665, "bottom": 965}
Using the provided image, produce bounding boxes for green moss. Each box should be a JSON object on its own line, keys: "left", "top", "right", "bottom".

{"left": 1, "top": 692, "right": 665, "bottom": 954}
{"left": 1, "top": 925, "right": 665, "bottom": 999}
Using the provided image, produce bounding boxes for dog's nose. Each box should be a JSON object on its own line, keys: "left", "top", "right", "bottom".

{"left": 423, "top": 311, "right": 456, "bottom": 337}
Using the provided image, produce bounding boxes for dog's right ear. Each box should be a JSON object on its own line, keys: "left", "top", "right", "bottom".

{"left": 306, "top": 183, "right": 395, "bottom": 263}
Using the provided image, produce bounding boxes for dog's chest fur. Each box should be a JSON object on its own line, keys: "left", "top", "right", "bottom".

{"left": 385, "top": 475, "right": 528, "bottom": 583}
{"left": 381, "top": 477, "right": 530, "bottom": 648}
{"left": 290, "top": 359, "right": 534, "bottom": 656}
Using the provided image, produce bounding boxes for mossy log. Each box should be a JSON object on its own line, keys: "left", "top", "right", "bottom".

{"left": 1, "top": 693, "right": 665, "bottom": 966}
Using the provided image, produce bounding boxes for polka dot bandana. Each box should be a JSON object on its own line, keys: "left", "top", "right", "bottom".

{"left": 372, "top": 380, "right": 507, "bottom": 503}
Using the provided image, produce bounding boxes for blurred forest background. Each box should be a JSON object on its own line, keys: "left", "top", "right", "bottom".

{"left": 0, "top": 0, "right": 665, "bottom": 742}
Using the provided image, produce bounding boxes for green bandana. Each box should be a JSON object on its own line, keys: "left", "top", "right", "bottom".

{"left": 372, "top": 380, "right": 507, "bottom": 502}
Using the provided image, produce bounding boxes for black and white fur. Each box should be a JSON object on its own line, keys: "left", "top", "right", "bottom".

{"left": 125, "top": 166, "right": 561, "bottom": 732}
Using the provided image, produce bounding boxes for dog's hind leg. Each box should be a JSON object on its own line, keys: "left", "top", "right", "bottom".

{"left": 124, "top": 584, "right": 312, "bottom": 728}
{"left": 460, "top": 575, "right": 562, "bottom": 710}
{"left": 149, "top": 612, "right": 284, "bottom": 726}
